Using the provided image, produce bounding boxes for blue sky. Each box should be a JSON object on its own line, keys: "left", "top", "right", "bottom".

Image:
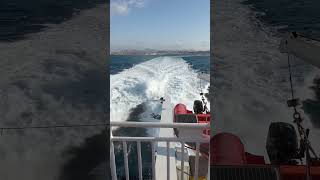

{"left": 111, "top": 0, "right": 210, "bottom": 51}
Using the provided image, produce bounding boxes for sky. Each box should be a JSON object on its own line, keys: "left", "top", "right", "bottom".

{"left": 110, "top": 0, "right": 210, "bottom": 51}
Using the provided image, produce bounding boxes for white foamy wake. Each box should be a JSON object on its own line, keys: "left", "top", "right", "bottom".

{"left": 110, "top": 56, "right": 210, "bottom": 123}
{"left": 0, "top": 4, "right": 108, "bottom": 180}
{"left": 212, "top": 0, "right": 320, "bottom": 159}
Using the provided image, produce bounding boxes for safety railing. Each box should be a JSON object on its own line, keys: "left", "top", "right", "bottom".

{"left": 110, "top": 121, "right": 210, "bottom": 180}
{"left": 210, "top": 165, "right": 280, "bottom": 180}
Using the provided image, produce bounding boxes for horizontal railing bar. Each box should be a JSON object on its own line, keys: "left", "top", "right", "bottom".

{"left": 110, "top": 122, "right": 210, "bottom": 180}
{"left": 110, "top": 121, "right": 209, "bottom": 128}
{"left": 111, "top": 136, "right": 209, "bottom": 142}
{"left": 210, "top": 165, "right": 280, "bottom": 168}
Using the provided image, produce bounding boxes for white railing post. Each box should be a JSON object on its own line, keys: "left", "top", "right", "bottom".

{"left": 110, "top": 122, "right": 210, "bottom": 180}
{"left": 123, "top": 141, "right": 129, "bottom": 180}
{"left": 151, "top": 141, "right": 156, "bottom": 180}
{"left": 194, "top": 142, "right": 200, "bottom": 180}
{"left": 110, "top": 140, "right": 118, "bottom": 180}
{"left": 137, "top": 141, "right": 143, "bottom": 180}
{"left": 167, "top": 141, "right": 170, "bottom": 180}
{"left": 181, "top": 142, "right": 185, "bottom": 180}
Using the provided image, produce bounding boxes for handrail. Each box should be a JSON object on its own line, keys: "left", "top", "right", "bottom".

{"left": 110, "top": 121, "right": 210, "bottom": 128}
{"left": 111, "top": 136, "right": 209, "bottom": 142}
{"left": 110, "top": 122, "right": 209, "bottom": 180}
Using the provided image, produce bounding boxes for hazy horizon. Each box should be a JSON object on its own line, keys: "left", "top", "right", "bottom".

{"left": 110, "top": 47, "right": 210, "bottom": 53}
{"left": 110, "top": 0, "right": 210, "bottom": 51}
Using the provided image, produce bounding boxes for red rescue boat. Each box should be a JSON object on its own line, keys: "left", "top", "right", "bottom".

{"left": 173, "top": 97, "right": 210, "bottom": 157}
{"left": 210, "top": 122, "right": 320, "bottom": 180}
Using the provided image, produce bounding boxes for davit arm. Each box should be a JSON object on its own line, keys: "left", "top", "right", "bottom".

{"left": 280, "top": 32, "right": 320, "bottom": 69}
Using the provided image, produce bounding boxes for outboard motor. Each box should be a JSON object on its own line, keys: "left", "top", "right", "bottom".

{"left": 193, "top": 100, "right": 203, "bottom": 114}
{"left": 266, "top": 122, "right": 299, "bottom": 164}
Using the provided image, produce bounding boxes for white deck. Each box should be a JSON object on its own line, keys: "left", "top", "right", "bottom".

{"left": 155, "top": 97, "right": 178, "bottom": 180}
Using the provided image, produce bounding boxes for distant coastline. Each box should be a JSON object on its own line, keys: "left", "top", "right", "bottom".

{"left": 111, "top": 49, "right": 210, "bottom": 56}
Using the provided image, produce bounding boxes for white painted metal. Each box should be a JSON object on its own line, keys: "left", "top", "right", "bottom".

{"left": 111, "top": 121, "right": 209, "bottom": 129}
{"left": 110, "top": 124, "right": 209, "bottom": 180}
{"left": 167, "top": 141, "right": 170, "bottom": 180}
{"left": 137, "top": 141, "right": 143, "bottom": 180}
{"left": 180, "top": 142, "right": 185, "bottom": 180}
{"left": 123, "top": 141, "right": 129, "bottom": 180}
{"left": 194, "top": 142, "right": 200, "bottom": 180}
{"left": 110, "top": 140, "right": 118, "bottom": 180}
{"left": 110, "top": 96, "right": 209, "bottom": 180}
{"left": 156, "top": 96, "right": 179, "bottom": 180}
{"left": 151, "top": 142, "right": 156, "bottom": 180}
{"left": 111, "top": 136, "right": 208, "bottom": 142}
{"left": 207, "top": 156, "right": 210, "bottom": 180}
{"left": 280, "top": 33, "right": 320, "bottom": 69}
{"left": 175, "top": 142, "right": 189, "bottom": 180}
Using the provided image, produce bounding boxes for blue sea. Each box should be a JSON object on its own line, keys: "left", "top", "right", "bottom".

{"left": 111, "top": 55, "right": 210, "bottom": 75}
{"left": 0, "top": 0, "right": 104, "bottom": 41}
{"left": 243, "top": 0, "right": 320, "bottom": 39}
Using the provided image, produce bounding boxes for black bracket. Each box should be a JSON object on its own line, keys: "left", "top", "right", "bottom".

{"left": 287, "top": 98, "right": 300, "bottom": 108}
{"left": 159, "top": 97, "right": 165, "bottom": 104}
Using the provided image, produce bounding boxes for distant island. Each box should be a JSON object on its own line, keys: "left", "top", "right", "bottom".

{"left": 111, "top": 49, "right": 210, "bottom": 56}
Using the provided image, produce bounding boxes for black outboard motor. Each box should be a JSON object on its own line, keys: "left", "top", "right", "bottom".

{"left": 266, "top": 122, "right": 299, "bottom": 164}
{"left": 193, "top": 100, "right": 203, "bottom": 114}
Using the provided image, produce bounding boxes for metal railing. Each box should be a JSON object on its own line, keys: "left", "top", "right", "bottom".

{"left": 210, "top": 165, "right": 280, "bottom": 180}
{"left": 110, "top": 121, "right": 210, "bottom": 180}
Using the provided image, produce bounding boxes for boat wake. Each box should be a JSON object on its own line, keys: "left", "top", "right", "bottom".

{"left": 110, "top": 56, "right": 209, "bottom": 179}
{"left": 110, "top": 56, "right": 210, "bottom": 124}
{"left": 0, "top": 4, "right": 107, "bottom": 180}
{"left": 213, "top": 0, "right": 320, "bottom": 158}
